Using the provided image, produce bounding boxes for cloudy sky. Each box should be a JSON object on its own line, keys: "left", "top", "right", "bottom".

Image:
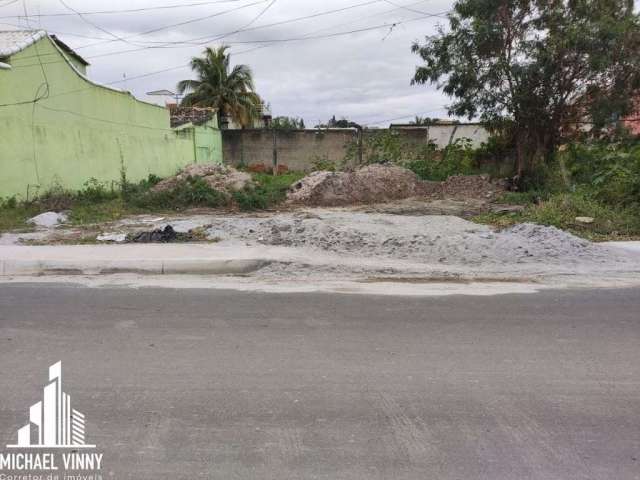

{"left": 1, "top": 0, "right": 456, "bottom": 126}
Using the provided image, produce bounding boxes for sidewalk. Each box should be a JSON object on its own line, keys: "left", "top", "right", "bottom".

{"left": 0, "top": 244, "right": 275, "bottom": 276}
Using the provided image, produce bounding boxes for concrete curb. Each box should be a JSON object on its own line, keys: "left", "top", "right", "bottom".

{"left": 0, "top": 245, "right": 273, "bottom": 276}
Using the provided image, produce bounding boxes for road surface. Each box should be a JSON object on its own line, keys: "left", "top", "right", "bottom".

{"left": 0, "top": 284, "right": 638, "bottom": 479}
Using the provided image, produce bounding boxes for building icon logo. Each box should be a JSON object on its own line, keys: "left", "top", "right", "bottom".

{"left": 7, "top": 362, "right": 95, "bottom": 449}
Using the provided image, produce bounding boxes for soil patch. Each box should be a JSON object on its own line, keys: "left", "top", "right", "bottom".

{"left": 287, "top": 165, "right": 506, "bottom": 206}
{"left": 153, "top": 164, "right": 253, "bottom": 194}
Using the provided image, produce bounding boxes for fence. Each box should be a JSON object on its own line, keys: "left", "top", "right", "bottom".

{"left": 222, "top": 124, "right": 490, "bottom": 172}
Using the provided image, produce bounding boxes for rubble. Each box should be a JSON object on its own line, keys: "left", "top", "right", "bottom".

{"left": 441, "top": 174, "right": 507, "bottom": 200}
{"left": 127, "top": 225, "right": 200, "bottom": 243}
{"left": 152, "top": 164, "right": 254, "bottom": 194}
{"left": 96, "top": 232, "right": 127, "bottom": 243}
{"left": 27, "top": 211, "right": 68, "bottom": 228}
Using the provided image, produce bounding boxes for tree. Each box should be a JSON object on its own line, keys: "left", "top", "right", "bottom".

{"left": 316, "top": 115, "right": 361, "bottom": 128}
{"left": 410, "top": 116, "right": 431, "bottom": 125}
{"left": 177, "top": 46, "right": 262, "bottom": 128}
{"left": 412, "top": 0, "right": 640, "bottom": 182}
{"left": 272, "top": 116, "right": 306, "bottom": 130}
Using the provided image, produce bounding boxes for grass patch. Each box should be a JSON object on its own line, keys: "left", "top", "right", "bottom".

{"left": 0, "top": 170, "right": 306, "bottom": 232}
{"left": 233, "top": 172, "right": 306, "bottom": 211}
{"left": 473, "top": 191, "right": 640, "bottom": 241}
{"left": 0, "top": 197, "right": 39, "bottom": 232}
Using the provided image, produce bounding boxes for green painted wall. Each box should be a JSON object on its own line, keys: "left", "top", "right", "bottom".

{"left": 0, "top": 35, "right": 222, "bottom": 199}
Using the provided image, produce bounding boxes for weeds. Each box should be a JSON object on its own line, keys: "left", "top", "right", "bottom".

{"left": 233, "top": 172, "right": 305, "bottom": 211}
{"left": 0, "top": 170, "right": 305, "bottom": 232}
{"left": 474, "top": 191, "right": 640, "bottom": 241}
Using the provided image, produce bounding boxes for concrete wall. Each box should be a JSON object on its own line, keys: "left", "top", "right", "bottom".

{"left": 222, "top": 125, "right": 490, "bottom": 172}
{"left": 0, "top": 35, "right": 222, "bottom": 199}
{"left": 390, "top": 125, "right": 490, "bottom": 149}
{"left": 223, "top": 129, "right": 356, "bottom": 171}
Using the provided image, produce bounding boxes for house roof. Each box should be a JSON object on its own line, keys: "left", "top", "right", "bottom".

{"left": 170, "top": 106, "right": 218, "bottom": 128}
{"left": 0, "top": 30, "right": 89, "bottom": 65}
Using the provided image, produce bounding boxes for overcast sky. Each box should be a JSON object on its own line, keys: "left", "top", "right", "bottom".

{"left": 1, "top": 0, "right": 456, "bottom": 126}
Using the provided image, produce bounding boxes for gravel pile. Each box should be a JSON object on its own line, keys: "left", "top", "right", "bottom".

{"left": 206, "top": 212, "right": 619, "bottom": 266}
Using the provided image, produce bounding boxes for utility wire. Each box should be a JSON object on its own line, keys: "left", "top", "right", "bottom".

{"left": 16, "top": 0, "right": 438, "bottom": 102}
{"left": 382, "top": 0, "right": 434, "bottom": 15}
{"left": 0, "top": 0, "right": 251, "bottom": 18}
{"left": 57, "top": 0, "right": 145, "bottom": 48}
{"left": 359, "top": 108, "right": 448, "bottom": 126}
{"left": 11, "top": 9, "right": 448, "bottom": 68}
{"left": 71, "top": 0, "right": 270, "bottom": 51}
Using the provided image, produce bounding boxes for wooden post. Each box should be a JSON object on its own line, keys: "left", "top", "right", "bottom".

{"left": 357, "top": 126, "right": 363, "bottom": 166}
{"left": 272, "top": 129, "right": 278, "bottom": 176}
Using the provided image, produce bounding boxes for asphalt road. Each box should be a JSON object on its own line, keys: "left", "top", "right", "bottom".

{"left": 0, "top": 284, "right": 638, "bottom": 480}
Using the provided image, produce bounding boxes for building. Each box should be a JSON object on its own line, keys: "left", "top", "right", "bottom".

{"left": 221, "top": 102, "right": 272, "bottom": 130}
{"left": 389, "top": 122, "right": 490, "bottom": 149}
{"left": 0, "top": 30, "right": 222, "bottom": 199}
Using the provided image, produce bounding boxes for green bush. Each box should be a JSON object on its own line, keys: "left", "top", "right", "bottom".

{"left": 233, "top": 172, "right": 306, "bottom": 211}
{"left": 407, "top": 139, "right": 478, "bottom": 181}
{"left": 563, "top": 141, "right": 640, "bottom": 208}
{"left": 131, "top": 177, "right": 228, "bottom": 210}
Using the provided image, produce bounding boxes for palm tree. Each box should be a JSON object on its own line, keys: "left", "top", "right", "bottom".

{"left": 177, "top": 46, "right": 262, "bottom": 128}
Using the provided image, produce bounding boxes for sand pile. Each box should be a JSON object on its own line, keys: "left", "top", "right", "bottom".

{"left": 205, "top": 212, "right": 620, "bottom": 266}
{"left": 288, "top": 166, "right": 506, "bottom": 206}
{"left": 153, "top": 164, "right": 253, "bottom": 193}
{"left": 287, "top": 164, "right": 439, "bottom": 206}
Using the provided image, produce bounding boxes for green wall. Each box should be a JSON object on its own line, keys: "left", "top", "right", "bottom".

{"left": 0, "top": 35, "right": 222, "bottom": 199}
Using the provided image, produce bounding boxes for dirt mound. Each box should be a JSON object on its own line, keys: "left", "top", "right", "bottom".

{"left": 442, "top": 174, "right": 506, "bottom": 200}
{"left": 287, "top": 164, "right": 439, "bottom": 206}
{"left": 288, "top": 166, "right": 506, "bottom": 206}
{"left": 153, "top": 164, "right": 253, "bottom": 193}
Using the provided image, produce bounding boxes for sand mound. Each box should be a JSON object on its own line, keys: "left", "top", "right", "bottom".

{"left": 288, "top": 164, "right": 439, "bottom": 206}
{"left": 288, "top": 165, "right": 506, "bottom": 206}
{"left": 153, "top": 164, "right": 253, "bottom": 193}
{"left": 204, "top": 212, "right": 617, "bottom": 266}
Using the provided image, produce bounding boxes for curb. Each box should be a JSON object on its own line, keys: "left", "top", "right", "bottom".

{"left": 0, "top": 258, "right": 272, "bottom": 276}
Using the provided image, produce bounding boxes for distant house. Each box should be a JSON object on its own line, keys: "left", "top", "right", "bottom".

{"left": 221, "top": 103, "right": 272, "bottom": 130}
{"left": 0, "top": 30, "right": 222, "bottom": 199}
{"left": 389, "top": 122, "right": 490, "bottom": 149}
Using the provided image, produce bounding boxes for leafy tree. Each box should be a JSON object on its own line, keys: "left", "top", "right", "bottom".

{"left": 410, "top": 116, "right": 431, "bottom": 125}
{"left": 316, "top": 115, "right": 361, "bottom": 129}
{"left": 177, "top": 46, "right": 262, "bottom": 128}
{"left": 412, "top": 0, "right": 640, "bottom": 183}
{"left": 272, "top": 116, "right": 306, "bottom": 130}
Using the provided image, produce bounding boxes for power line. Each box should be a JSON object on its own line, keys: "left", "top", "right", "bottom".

{"left": 18, "top": 0, "right": 388, "bottom": 55}
{"left": 382, "top": 0, "right": 435, "bottom": 15}
{"left": 70, "top": 0, "right": 271, "bottom": 51}
{"left": 0, "top": 0, "right": 251, "bottom": 18}
{"left": 360, "top": 108, "right": 448, "bottom": 126}
{"left": 36, "top": 103, "right": 178, "bottom": 131}
{"left": 57, "top": 0, "right": 144, "bottom": 48}
{"left": 11, "top": 8, "right": 447, "bottom": 69}
{"left": 16, "top": 0, "right": 436, "bottom": 102}
{"left": 3, "top": 0, "right": 445, "bottom": 115}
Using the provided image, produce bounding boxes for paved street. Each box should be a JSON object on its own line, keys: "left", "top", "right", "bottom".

{"left": 0, "top": 284, "right": 638, "bottom": 479}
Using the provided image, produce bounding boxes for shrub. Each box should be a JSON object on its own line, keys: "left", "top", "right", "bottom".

{"left": 131, "top": 177, "right": 228, "bottom": 210}
{"left": 563, "top": 141, "right": 640, "bottom": 208}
